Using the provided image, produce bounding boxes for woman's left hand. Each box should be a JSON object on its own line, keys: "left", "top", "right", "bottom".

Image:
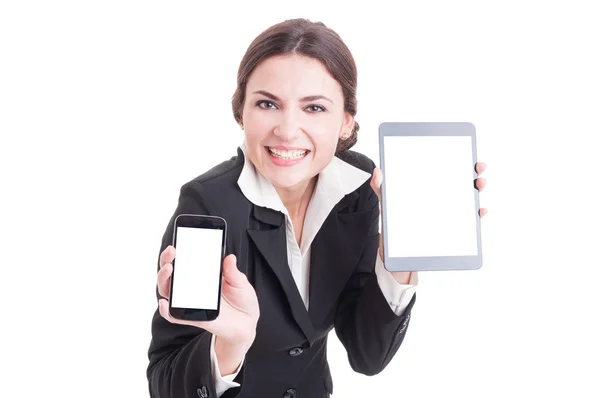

{"left": 370, "top": 162, "right": 488, "bottom": 284}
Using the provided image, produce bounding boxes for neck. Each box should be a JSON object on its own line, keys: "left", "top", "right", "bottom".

{"left": 275, "top": 177, "right": 317, "bottom": 220}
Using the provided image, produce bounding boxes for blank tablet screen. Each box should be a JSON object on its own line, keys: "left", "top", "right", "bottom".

{"left": 383, "top": 135, "right": 478, "bottom": 257}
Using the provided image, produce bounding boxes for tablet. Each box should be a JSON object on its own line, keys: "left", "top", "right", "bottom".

{"left": 379, "top": 122, "right": 482, "bottom": 272}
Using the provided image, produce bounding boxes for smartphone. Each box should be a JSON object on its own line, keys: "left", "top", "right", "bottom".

{"left": 168, "top": 214, "right": 227, "bottom": 322}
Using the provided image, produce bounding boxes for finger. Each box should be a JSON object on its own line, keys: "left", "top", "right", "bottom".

{"left": 158, "top": 299, "right": 183, "bottom": 325}
{"left": 158, "top": 298, "right": 211, "bottom": 329}
{"left": 370, "top": 168, "right": 383, "bottom": 200}
{"left": 157, "top": 262, "right": 173, "bottom": 298}
{"left": 222, "top": 254, "right": 249, "bottom": 289}
{"left": 475, "top": 162, "right": 486, "bottom": 175}
{"left": 475, "top": 177, "right": 486, "bottom": 191}
{"left": 479, "top": 208, "right": 488, "bottom": 217}
{"left": 160, "top": 245, "right": 176, "bottom": 268}
{"left": 158, "top": 298, "right": 173, "bottom": 322}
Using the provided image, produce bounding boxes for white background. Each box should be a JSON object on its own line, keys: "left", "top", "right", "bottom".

{"left": 1, "top": 1, "right": 599, "bottom": 397}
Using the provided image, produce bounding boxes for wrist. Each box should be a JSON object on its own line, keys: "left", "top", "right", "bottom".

{"left": 392, "top": 271, "right": 412, "bottom": 284}
{"left": 214, "top": 335, "right": 253, "bottom": 376}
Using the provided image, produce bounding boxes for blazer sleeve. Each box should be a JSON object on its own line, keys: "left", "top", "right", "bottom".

{"left": 146, "top": 181, "right": 245, "bottom": 398}
{"left": 333, "top": 182, "right": 416, "bottom": 377}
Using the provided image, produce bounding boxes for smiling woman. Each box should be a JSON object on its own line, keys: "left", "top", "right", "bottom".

{"left": 231, "top": 20, "right": 359, "bottom": 149}
{"left": 241, "top": 55, "right": 354, "bottom": 193}
{"left": 147, "top": 17, "right": 487, "bottom": 398}
{"left": 232, "top": 21, "right": 360, "bottom": 195}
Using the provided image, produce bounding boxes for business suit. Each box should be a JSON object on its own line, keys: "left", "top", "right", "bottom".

{"left": 147, "top": 147, "right": 416, "bottom": 398}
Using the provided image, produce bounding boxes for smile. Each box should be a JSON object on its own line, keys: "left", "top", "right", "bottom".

{"left": 267, "top": 147, "right": 309, "bottom": 160}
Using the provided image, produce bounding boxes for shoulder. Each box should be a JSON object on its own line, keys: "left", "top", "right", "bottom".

{"left": 334, "top": 149, "right": 379, "bottom": 213}
{"left": 186, "top": 147, "right": 244, "bottom": 187}
{"left": 178, "top": 147, "right": 248, "bottom": 213}
{"left": 157, "top": 148, "right": 251, "bottom": 267}
{"left": 335, "top": 149, "right": 377, "bottom": 175}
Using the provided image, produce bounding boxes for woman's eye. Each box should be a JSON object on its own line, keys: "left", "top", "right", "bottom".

{"left": 257, "top": 100, "right": 277, "bottom": 109}
{"left": 306, "top": 105, "right": 326, "bottom": 113}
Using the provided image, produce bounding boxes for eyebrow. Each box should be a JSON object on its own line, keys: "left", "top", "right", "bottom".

{"left": 252, "top": 90, "right": 333, "bottom": 104}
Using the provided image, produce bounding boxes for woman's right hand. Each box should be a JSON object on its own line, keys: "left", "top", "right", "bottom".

{"left": 157, "top": 245, "right": 260, "bottom": 358}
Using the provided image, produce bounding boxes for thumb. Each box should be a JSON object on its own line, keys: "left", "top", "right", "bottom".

{"left": 222, "top": 254, "right": 248, "bottom": 288}
{"left": 370, "top": 168, "right": 383, "bottom": 200}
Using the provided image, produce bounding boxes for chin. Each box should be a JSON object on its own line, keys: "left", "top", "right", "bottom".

{"left": 265, "top": 169, "right": 312, "bottom": 190}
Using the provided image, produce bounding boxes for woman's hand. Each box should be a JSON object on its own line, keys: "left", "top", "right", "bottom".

{"left": 157, "top": 246, "right": 260, "bottom": 374}
{"left": 370, "top": 162, "right": 488, "bottom": 284}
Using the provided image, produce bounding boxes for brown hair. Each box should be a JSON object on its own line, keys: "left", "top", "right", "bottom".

{"left": 232, "top": 18, "right": 359, "bottom": 154}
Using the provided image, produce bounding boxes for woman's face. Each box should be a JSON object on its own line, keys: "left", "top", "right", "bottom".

{"left": 241, "top": 54, "right": 353, "bottom": 191}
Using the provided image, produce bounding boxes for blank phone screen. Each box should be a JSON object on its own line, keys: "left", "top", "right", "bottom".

{"left": 383, "top": 135, "right": 478, "bottom": 257}
{"left": 171, "top": 226, "right": 223, "bottom": 310}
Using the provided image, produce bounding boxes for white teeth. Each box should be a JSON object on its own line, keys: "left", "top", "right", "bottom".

{"left": 268, "top": 147, "right": 307, "bottom": 160}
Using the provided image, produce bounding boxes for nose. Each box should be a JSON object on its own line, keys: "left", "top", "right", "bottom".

{"left": 273, "top": 109, "right": 301, "bottom": 141}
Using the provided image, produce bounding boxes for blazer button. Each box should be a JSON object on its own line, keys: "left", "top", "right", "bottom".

{"left": 197, "top": 386, "right": 209, "bottom": 398}
{"left": 288, "top": 347, "right": 303, "bottom": 356}
{"left": 283, "top": 388, "right": 297, "bottom": 398}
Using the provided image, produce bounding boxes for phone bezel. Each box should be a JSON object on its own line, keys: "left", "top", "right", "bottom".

{"left": 168, "top": 214, "right": 226, "bottom": 322}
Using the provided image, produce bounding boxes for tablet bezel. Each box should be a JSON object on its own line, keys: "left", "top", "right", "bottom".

{"left": 378, "top": 122, "right": 482, "bottom": 272}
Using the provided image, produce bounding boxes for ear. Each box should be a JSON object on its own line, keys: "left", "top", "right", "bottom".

{"left": 340, "top": 112, "right": 355, "bottom": 138}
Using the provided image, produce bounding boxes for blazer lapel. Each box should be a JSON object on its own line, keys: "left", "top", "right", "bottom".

{"left": 246, "top": 205, "right": 317, "bottom": 345}
{"left": 308, "top": 192, "right": 374, "bottom": 325}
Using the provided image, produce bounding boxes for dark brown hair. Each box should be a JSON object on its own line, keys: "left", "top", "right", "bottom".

{"left": 232, "top": 18, "right": 359, "bottom": 154}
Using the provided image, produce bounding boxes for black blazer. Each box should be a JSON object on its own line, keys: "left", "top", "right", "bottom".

{"left": 147, "top": 148, "right": 416, "bottom": 398}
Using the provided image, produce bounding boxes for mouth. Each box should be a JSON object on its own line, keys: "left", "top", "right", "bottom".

{"left": 266, "top": 146, "right": 310, "bottom": 160}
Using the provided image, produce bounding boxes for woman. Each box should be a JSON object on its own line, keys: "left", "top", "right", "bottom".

{"left": 147, "top": 18, "right": 487, "bottom": 398}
